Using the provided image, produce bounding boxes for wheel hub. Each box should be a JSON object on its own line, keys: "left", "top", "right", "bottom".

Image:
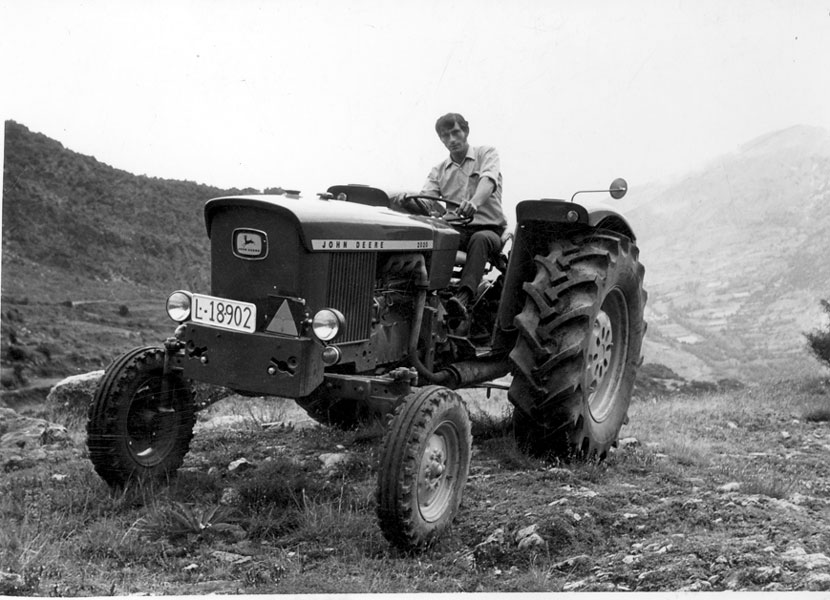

{"left": 585, "top": 289, "right": 630, "bottom": 422}
{"left": 417, "top": 423, "right": 459, "bottom": 522}
{"left": 588, "top": 310, "right": 614, "bottom": 390}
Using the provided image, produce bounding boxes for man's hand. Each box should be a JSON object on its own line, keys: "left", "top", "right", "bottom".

{"left": 456, "top": 198, "right": 478, "bottom": 219}
{"left": 457, "top": 176, "right": 495, "bottom": 219}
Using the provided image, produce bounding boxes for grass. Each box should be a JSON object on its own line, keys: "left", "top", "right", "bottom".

{"left": 4, "top": 376, "right": 830, "bottom": 593}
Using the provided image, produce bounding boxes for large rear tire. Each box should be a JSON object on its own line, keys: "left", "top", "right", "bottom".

{"left": 87, "top": 346, "right": 196, "bottom": 488}
{"left": 376, "top": 386, "right": 472, "bottom": 551}
{"left": 508, "top": 230, "right": 646, "bottom": 459}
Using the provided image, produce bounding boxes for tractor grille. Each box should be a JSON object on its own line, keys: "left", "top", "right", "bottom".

{"left": 327, "top": 252, "right": 376, "bottom": 343}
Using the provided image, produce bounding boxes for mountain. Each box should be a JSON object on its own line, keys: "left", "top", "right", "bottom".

{"left": 627, "top": 125, "right": 830, "bottom": 382}
{"left": 3, "top": 120, "right": 829, "bottom": 390}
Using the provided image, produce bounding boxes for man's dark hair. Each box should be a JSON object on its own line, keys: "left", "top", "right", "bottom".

{"left": 435, "top": 113, "right": 469, "bottom": 135}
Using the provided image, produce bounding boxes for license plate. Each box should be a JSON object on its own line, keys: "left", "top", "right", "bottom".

{"left": 192, "top": 293, "right": 256, "bottom": 333}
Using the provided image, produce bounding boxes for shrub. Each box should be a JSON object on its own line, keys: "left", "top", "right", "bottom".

{"left": 805, "top": 299, "right": 830, "bottom": 369}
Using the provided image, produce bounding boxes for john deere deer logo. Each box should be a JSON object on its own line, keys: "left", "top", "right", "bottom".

{"left": 233, "top": 229, "right": 268, "bottom": 259}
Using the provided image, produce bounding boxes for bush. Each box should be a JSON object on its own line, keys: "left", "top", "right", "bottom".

{"left": 805, "top": 299, "right": 830, "bottom": 368}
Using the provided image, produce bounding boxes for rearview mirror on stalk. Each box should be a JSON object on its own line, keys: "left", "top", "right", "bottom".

{"left": 570, "top": 177, "right": 629, "bottom": 202}
{"left": 609, "top": 178, "right": 628, "bottom": 199}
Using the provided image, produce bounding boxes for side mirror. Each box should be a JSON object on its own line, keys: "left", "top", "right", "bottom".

{"left": 609, "top": 178, "right": 628, "bottom": 199}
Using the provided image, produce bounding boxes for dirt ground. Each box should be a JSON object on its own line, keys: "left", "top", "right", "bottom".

{"left": 3, "top": 378, "right": 830, "bottom": 594}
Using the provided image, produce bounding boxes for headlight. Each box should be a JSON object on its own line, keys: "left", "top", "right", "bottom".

{"left": 311, "top": 308, "right": 345, "bottom": 342}
{"left": 166, "top": 291, "right": 192, "bottom": 322}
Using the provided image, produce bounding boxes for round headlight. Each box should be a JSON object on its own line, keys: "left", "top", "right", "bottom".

{"left": 166, "top": 291, "right": 192, "bottom": 322}
{"left": 311, "top": 308, "right": 345, "bottom": 342}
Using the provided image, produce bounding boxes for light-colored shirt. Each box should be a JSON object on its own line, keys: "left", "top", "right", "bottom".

{"left": 422, "top": 145, "right": 507, "bottom": 230}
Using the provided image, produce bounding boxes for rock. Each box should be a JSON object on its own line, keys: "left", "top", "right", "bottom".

{"left": 517, "top": 533, "right": 545, "bottom": 550}
{"left": 617, "top": 437, "right": 639, "bottom": 449}
{"left": 210, "top": 523, "right": 247, "bottom": 543}
{"left": 717, "top": 481, "right": 741, "bottom": 492}
{"left": 481, "top": 528, "right": 504, "bottom": 546}
{"left": 474, "top": 528, "right": 508, "bottom": 564}
{"left": 318, "top": 452, "right": 350, "bottom": 471}
{"left": 726, "top": 421, "right": 739, "bottom": 429}
{"left": 805, "top": 572, "right": 830, "bottom": 591}
{"left": 750, "top": 565, "right": 782, "bottom": 585}
{"left": 782, "top": 547, "right": 830, "bottom": 570}
{"left": 210, "top": 550, "right": 251, "bottom": 565}
{"left": 46, "top": 370, "right": 104, "bottom": 418}
{"left": 228, "top": 458, "right": 254, "bottom": 472}
{"left": 552, "top": 554, "right": 591, "bottom": 570}
{"left": 0, "top": 571, "right": 28, "bottom": 595}
{"left": 514, "top": 523, "right": 538, "bottom": 542}
{"left": 0, "top": 407, "right": 76, "bottom": 471}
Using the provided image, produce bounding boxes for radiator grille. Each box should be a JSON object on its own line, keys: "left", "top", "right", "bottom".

{"left": 327, "top": 252, "right": 376, "bottom": 343}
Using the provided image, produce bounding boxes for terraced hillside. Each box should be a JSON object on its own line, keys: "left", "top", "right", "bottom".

{"left": 629, "top": 125, "right": 830, "bottom": 382}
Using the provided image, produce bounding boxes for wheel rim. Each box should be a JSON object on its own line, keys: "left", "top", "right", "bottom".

{"left": 586, "top": 287, "right": 630, "bottom": 422}
{"left": 417, "top": 420, "right": 461, "bottom": 523}
{"left": 126, "top": 377, "right": 180, "bottom": 467}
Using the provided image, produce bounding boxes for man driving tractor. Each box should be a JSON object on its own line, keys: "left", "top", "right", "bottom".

{"left": 392, "top": 112, "right": 508, "bottom": 318}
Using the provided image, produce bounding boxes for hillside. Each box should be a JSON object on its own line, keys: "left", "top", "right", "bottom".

{"left": 1, "top": 121, "right": 257, "bottom": 385}
{"left": 627, "top": 125, "right": 830, "bottom": 382}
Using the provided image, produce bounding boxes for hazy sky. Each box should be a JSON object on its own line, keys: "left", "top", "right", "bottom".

{"left": 2, "top": 0, "right": 829, "bottom": 208}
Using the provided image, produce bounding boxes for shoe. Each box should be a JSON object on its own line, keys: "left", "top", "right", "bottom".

{"left": 446, "top": 289, "right": 472, "bottom": 319}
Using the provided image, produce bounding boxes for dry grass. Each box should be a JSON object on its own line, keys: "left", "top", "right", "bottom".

{"left": 4, "top": 376, "right": 830, "bottom": 593}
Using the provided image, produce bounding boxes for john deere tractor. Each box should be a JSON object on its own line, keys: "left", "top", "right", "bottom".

{"left": 86, "top": 179, "right": 646, "bottom": 550}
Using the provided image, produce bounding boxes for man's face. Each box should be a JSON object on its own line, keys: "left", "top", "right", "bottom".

{"left": 438, "top": 122, "right": 469, "bottom": 156}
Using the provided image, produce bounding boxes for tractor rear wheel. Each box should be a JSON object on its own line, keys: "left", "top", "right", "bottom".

{"left": 508, "top": 230, "right": 646, "bottom": 459}
{"left": 376, "top": 386, "right": 472, "bottom": 550}
{"left": 87, "top": 346, "right": 196, "bottom": 488}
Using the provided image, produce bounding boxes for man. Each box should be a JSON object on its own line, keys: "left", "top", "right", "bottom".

{"left": 395, "top": 113, "right": 507, "bottom": 319}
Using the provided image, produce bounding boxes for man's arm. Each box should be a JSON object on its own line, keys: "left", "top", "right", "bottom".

{"left": 457, "top": 146, "right": 499, "bottom": 218}
{"left": 456, "top": 177, "right": 494, "bottom": 218}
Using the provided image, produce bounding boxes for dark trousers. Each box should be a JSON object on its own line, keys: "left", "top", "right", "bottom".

{"left": 457, "top": 226, "right": 504, "bottom": 295}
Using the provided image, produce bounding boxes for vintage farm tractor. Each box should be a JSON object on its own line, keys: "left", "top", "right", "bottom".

{"left": 86, "top": 180, "right": 646, "bottom": 550}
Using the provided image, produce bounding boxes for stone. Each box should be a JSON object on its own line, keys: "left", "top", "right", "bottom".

{"left": 805, "top": 572, "right": 830, "bottom": 591}
{"left": 46, "top": 370, "right": 104, "bottom": 418}
{"left": 553, "top": 554, "right": 591, "bottom": 570}
{"left": 0, "top": 408, "right": 75, "bottom": 471}
{"left": 514, "top": 524, "right": 538, "bottom": 542}
{"left": 210, "top": 523, "right": 247, "bottom": 542}
{"left": 717, "top": 481, "right": 741, "bottom": 492}
{"left": 517, "top": 533, "right": 545, "bottom": 550}
{"left": 210, "top": 550, "right": 251, "bottom": 565}
{"left": 318, "top": 452, "right": 350, "bottom": 471}
{"left": 481, "top": 528, "right": 504, "bottom": 546}
{"left": 228, "top": 458, "right": 254, "bottom": 472}
{"left": 782, "top": 547, "right": 830, "bottom": 570}
{"left": 0, "top": 571, "right": 27, "bottom": 595}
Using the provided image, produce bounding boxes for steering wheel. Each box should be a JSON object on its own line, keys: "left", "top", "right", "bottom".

{"left": 401, "top": 194, "right": 473, "bottom": 225}
{"left": 401, "top": 194, "right": 444, "bottom": 216}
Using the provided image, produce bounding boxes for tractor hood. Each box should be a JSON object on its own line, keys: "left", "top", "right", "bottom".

{"left": 205, "top": 194, "right": 457, "bottom": 253}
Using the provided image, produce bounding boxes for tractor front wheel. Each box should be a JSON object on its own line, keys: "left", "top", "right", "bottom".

{"left": 376, "top": 386, "right": 472, "bottom": 551}
{"left": 87, "top": 346, "right": 196, "bottom": 488}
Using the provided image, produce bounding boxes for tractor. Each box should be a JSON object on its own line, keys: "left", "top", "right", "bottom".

{"left": 86, "top": 179, "right": 646, "bottom": 551}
